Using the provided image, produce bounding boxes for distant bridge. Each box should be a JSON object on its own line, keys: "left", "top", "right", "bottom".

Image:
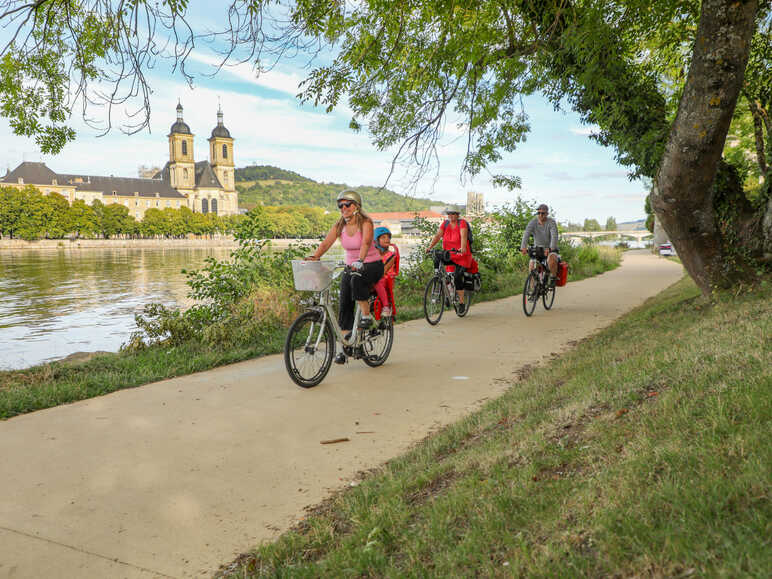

{"left": 562, "top": 230, "right": 653, "bottom": 242}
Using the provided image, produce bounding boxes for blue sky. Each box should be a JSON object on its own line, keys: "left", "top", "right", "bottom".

{"left": 0, "top": 3, "right": 650, "bottom": 224}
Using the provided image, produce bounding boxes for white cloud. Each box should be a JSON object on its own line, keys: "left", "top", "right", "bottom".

{"left": 569, "top": 125, "right": 600, "bottom": 136}
{"left": 186, "top": 51, "right": 306, "bottom": 97}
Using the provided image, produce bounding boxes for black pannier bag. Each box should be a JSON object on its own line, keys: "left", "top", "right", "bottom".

{"left": 463, "top": 272, "right": 481, "bottom": 291}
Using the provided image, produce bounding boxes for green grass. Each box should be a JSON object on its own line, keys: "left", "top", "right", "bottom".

{"left": 0, "top": 248, "right": 621, "bottom": 420}
{"left": 216, "top": 277, "right": 771, "bottom": 577}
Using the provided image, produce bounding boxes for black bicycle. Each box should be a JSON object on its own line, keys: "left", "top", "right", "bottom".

{"left": 522, "top": 246, "right": 556, "bottom": 317}
{"left": 423, "top": 249, "right": 474, "bottom": 325}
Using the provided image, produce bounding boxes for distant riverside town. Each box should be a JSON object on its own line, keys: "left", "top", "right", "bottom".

{"left": 1, "top": 103, "right": 239, "bottom": 219}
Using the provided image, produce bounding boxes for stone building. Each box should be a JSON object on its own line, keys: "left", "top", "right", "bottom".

{"left": 1, "top": 103, "right": 239, "bottom": 219}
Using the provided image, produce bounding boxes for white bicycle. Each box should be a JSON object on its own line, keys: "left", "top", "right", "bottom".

{"left": 284, "top": 260, "right": 394, "bottom": 388}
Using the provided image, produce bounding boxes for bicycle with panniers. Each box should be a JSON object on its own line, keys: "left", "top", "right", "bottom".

{"left": 423, "top": 249, "right": 479, "bottom": 325}
{"left": 522, "top": 246, "right": 557, "bottom": 316}
{"left": 284, "top": 260, "right": 394, "bottom": 388}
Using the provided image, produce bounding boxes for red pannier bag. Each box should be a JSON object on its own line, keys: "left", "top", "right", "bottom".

{"left": 556, "top": 261, "right": 569, "bottom": 287}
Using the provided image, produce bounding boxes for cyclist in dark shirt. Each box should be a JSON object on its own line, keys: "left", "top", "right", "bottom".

{"left": 520, "top": 204, "right": 560, "bottom": 286}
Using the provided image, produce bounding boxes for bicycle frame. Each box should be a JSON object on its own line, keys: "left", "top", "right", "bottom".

{"left": 432, "top": 251, "right": 461, "bottom": 304}
{"left": 301, "top": 264, "right": 368, "bottom": 350}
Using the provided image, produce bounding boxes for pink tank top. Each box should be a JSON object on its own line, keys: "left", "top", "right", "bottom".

{"left": 341, "top": 227, "right": 380, "bottom": 265}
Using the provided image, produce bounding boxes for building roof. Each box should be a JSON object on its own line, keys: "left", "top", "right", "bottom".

{"left": 1, "top": 161, "right": 59, "bottom": 185}
{"left": 1, "top": 162, "right": 185, "bottom": 198}
{"left": 369, "top": 211, "right": 443, "bottom": 221}
{"left": 58, "top": 173, "right": 186, "bottom": 198}
{"left": 194, "top": 161, "right": 223, "bottom": 189}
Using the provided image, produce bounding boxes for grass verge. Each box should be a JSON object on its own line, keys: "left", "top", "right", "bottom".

{"left": 217, "top": 276, "right": 771, "bottom": 577}
{"left": 0, "top": 248, "right": 621, "bottom": 419}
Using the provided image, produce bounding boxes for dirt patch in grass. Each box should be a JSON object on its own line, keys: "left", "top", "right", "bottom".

{"left": 405, "top": 467, "right": 461, "bottom": 506}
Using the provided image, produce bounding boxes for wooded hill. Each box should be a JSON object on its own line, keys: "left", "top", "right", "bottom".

{"left": 235, "top": 165, "right": 441, "bottom": 212}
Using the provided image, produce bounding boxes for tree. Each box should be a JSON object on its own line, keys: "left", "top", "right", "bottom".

{"left": 70, "top": 199, "right": 98, "bottom": 238}
{"left": 2, "top": 0, "right": 770, "bottom": 294}
{"left": 41, "top": 192, "right": 72, "bottom": 238}
{"left": 605, "top": 217, "right": 618, "bottom": 231}
{"left": 583, "top": 219, "right": 602, "bottom": 232}
{"left": 141, "top": 208, "right": 168, "bottom": 237}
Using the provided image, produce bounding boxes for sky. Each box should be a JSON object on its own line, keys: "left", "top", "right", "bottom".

{"left": 0, "top": 3, "right": 650, "bottom": 224}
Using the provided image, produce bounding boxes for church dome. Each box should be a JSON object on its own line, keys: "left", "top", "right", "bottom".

{"left": 170, "top": 102, "right": 192, "bottom": 135}
{"left": 211, "top": 124, "right": 231, "bottom": 138}
{"left": 210, "top": 105, "right": 232, "bottom": 139}
{"left": 171, "top": 120, "right": 192, "bottom": 134}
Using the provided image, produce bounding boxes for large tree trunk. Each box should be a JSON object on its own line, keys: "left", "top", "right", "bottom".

{"left": 652, "top": 0, "right": 761, "bottom": 295}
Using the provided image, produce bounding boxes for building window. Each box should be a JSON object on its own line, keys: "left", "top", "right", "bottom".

{"left": 145, "top": 200, "right": 150, "bottom": 207}
{"left": 183, "top": 168, "right": 188, "bottom": 180}
{"left": 136, "top": 212, "right": 140, "bottom": 218}
{"left": 176, "top": 201, "right": 180, "bottom": 208}
{"left": 182, "top": 140, "right": 188, "bottom": 155}
{"left": 166, "top": 200, "right": 170, "bottom": 207}
{"left": 222, "top": 144, "right": 228, "bottom": 159}
{"left": 156, "top": 200, "right": 159, "bottom": 207}
{"left": 211, "top": 198, "right": 218, "bottom": 215}
{"left": 202, "top": 198, "right": 209, "bottom": 214}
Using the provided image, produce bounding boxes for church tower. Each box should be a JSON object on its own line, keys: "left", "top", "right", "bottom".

{"left": 208, "top": 105, "right": 235, "bottom": 192}
{"left": 167, "top": 102, "right": 195, "bottom": 191}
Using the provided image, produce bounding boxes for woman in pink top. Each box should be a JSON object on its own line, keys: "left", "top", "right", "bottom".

{"left": 309, "top": 190, "right": 384, "bottom": 362}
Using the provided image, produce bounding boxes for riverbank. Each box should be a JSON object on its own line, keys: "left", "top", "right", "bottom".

{"left": 0, "top": 237, "right": 241, "bottom": 250}
{"left": 219, "top": 275, "right": 771, "bottom": 577}
{"left": 0, "top": 236, "right": 423, "bottom": 251}
{"left": 0, "top": 247, "right": 621, "bottom": 419}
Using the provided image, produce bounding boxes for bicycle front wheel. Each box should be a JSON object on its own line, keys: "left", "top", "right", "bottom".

{"left": 284, "top": 311, "right": 335, "bottom": 388}
{"left": 522, "top": 271, "right": 539, "bottom": 317}
{"left": 424, "top": 277, "right": 445, "bottom": 325}
{"left": 543, "top": 282, "right": 556, "bottom": 310}
{"left": 362, "top": 317, "right": 394, "bottom": 367}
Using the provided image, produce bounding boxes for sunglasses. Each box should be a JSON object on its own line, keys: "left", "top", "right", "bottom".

{"left": 537, "top": 211, "right": 547, "bottom": 215}
{"left": 338, "top": 201, "right": 354, "bottom": 209}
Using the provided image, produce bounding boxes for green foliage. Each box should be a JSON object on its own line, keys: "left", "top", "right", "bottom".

{"left": 0, "top": 186, "right": 250, "bottom": 240}
{"left": 235, "top": 165, "right": 313, "bottom": 183}
{"left": 605, "top": 216, "right": 617, "bottom": 231}
{"left": 583, "top": 218, "right": 602, "bottom": 232}
{"left": 130, "top": 208, "right": 315, "bottom": 349}
{"left": 236, "top": 176, "right": 439, "bottom": 213}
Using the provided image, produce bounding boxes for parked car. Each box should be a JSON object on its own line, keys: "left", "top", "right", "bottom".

{"left": 658, "top": 242, "right": 676, "bottom": 256}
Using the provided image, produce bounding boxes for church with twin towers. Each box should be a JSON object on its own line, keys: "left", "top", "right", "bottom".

{"left": 1, "top": 102, "right": 239, "bottom": 219}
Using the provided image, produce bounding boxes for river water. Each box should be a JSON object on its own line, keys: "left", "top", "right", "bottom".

{"left": 0, "top": 248, "right": 233, "bottom": 370}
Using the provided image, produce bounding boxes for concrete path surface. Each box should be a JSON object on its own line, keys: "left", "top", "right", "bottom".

{"left": 0, "top": 251, "right": 683, "bottom": 578}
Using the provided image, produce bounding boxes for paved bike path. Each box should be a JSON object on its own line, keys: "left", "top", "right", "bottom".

{"left": 0, "top": 251, "right": 683, "bottom": 578}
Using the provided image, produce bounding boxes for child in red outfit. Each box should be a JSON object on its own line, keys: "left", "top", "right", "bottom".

{"left": 373, "top": 227, "right": 399, "bottom": 318}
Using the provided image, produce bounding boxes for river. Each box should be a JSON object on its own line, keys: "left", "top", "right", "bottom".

{"left": 0, "top": 247, "right": 234, "bottom": 371}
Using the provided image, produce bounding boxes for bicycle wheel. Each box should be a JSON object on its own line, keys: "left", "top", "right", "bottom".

{"left": 522, "top": 271, "right": 539, "bottom": 317}
{"left": 543, "top": 281, "right": 556, "bottom": 310}
{"left": 423, "top": 277, "right": 445, "bottom": 325}
{"left": 284, "top": 311, "right": 335, "bottom": 388}
{"left": 455, "top": 291, "right": 473, "bottom": 317}
{"left": 362, "top": 317, "right": 394, "bottom": 367}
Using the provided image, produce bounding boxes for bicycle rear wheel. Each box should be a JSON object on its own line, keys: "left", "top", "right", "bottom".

{"left": 522, "top": 271, "right": 539, "bottom": 317}
{"left": 362, "top": 317, "right": 394, "bottom": 367}
{"left": 284, "top": 311, "right": 335, "bottom": 388}
{"left": 424, "top": 277, "right": 445, "bottom": 325}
